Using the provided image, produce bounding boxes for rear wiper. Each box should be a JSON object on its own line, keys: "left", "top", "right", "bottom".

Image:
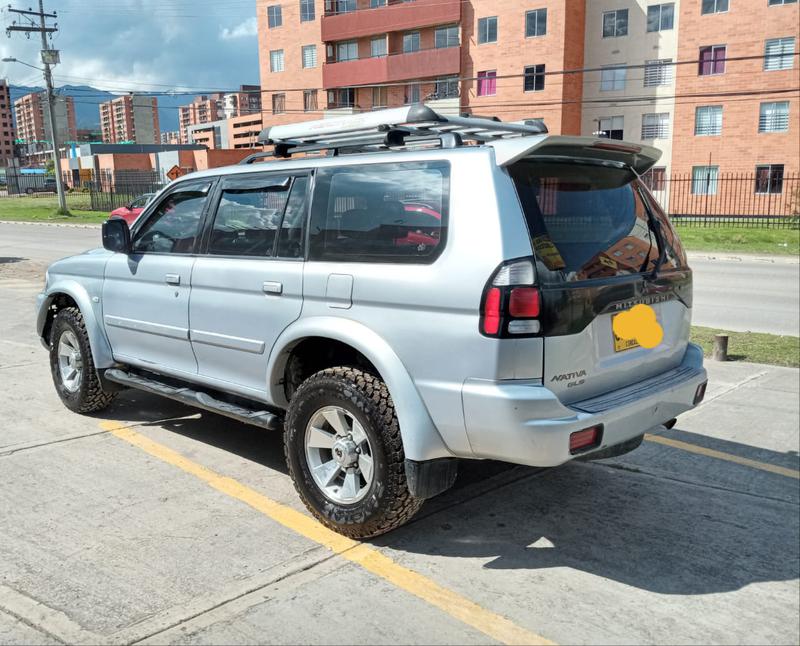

{"left": 638, "top": 188, "right": 666, "bottom": 280}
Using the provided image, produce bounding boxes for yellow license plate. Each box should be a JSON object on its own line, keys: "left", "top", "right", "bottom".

{"left": 612, "top": 313, "right": 640, "bottom": 352}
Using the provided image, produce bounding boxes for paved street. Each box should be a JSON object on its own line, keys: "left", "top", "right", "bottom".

{"left": 0, "top": 248, "right": 798, "bottom": 644}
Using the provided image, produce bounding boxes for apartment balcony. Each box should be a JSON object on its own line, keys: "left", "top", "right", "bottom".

{"left": 322, "top": 0, "right": 461, "bottom": 41}
{"left": 323, "top": 46, "right": 460, "bottom": 89}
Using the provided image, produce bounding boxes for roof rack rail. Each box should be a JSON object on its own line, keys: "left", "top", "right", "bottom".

{"left": 240, "top": 104, "right": 547, "bottom": 163}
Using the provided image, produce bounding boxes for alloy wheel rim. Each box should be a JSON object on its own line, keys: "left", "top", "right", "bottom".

{"left": 304, "top": 406, "right": 374, "bottom": 504}
{"left": 57, "top": 330, "right": 83, "bottom": 393}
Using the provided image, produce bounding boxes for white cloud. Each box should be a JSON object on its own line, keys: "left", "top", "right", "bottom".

{"left": 220, "top": 17, "right": 258, "bottom": 41}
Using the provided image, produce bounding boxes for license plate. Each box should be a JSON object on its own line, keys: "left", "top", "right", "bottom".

{"left": 612, "top": 313, "right": 640, "bottom": 353}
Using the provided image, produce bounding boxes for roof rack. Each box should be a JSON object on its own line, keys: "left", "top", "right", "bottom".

{"left": 239, "top": 104, "right": 547, "bottom": 164}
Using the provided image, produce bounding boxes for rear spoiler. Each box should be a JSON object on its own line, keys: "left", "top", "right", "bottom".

{"left": 489, "top": 135, "right": 663, "bottom": 176}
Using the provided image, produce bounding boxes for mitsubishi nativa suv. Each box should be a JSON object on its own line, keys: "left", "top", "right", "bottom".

{"left": 36, "top": 106, "right": 708, "bottom": 538}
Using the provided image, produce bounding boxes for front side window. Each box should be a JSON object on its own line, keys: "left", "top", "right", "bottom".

{"left": 525, "top": 8, "right": 547, "bottom": 37}
{"left": 699, "top": 45, "right": 726, "bottom": 75}
{"left": 337, "top": 40, "right": 358, "bottom": 62}
{"left": 644, "top": 59, "right": 672, "bottom": 86}
{"left": 602, "top": 9, "right": 628, "bottom": 37}
{"left": 478, "top": 16, "right": 498, "bottom": 44}
{"left": 300, "top": 0, "right": 315, "bottom": 21}
{"left": 434, "top": 25, "right": 459, "bottom": 48}
{"left": 403, "top": 31, "right": 420, "bottom": 53}
{"left": 133, "top": 181, "right": 212, "bottom": 254}
{"left": 267, "top": 5, "right": 282, "bottom": 28}
{"left": 647, "top": 3, "right": 674, "bottom": 31}
{"left": 309, "top": 162, "right": 450, "bottom": 264}
{"left": 302, "top": 44, "right": 317, "bottom": 68}
{"left": 691, "top": 166, "right": 719, "bottom": 195}
{"left": 641, "top": 112, "right": 670, "bottom": 139}
{"left": 270, "top": 49, "right": 284, "bottom": 72}
{"left": 600, "top": 65, "right": 626, "bottom": 91}
{"left": 755, "top": 164, "right": 784, "bottom": 194}
{"left": 759, "top": 101, "right": 789, "bottom": 132}
{"left": 701, "top": 0, "right": 728, "bottom": 14}
{"left": 477, "top": 70, "right": 497, "bottom": 96}
{"left": 371, "top": 36, "right": 387, "bottom": 57}
{"left": 695, "top": 105, "right": 723, "bottom": 135}
{"left": 764, "top": 37, "right": 795, "bottom": 71}
{"left": 524, "top": 64, "right": 545, "bottom": 92}
{"left": 598, "top": 115, "right": 624, "bottom": 139}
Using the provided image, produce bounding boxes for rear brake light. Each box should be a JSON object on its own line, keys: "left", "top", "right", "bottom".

{"left": 480, "top": 257, "right": 541, "bottom": 338}
{"left": 509, "top": 288, "right": 540, "bottom": 318}
{"left": 569, "top": 425, "right": 603, "bottom": 454}
{"left": 482, "top": 287, "right": 502, "bottom": 335}
{"left": 592, "top": 141, "right": 642, "bottom": 154}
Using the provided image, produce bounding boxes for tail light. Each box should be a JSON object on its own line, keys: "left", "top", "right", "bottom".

{"left": 569, "top": 424, "right": 603, "bottom": 454}
{"left": 480, "top": 257, "right": 542, "bottom": 338}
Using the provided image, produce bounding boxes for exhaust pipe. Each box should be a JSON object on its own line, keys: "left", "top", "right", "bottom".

{"left": 664, "top": 418, "right": 678, "bottom": 430}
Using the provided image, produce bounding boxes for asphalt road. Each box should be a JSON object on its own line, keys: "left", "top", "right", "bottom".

{"left": 2, "top": 221, "right": 798, "bottom": 336}
{"left": 1, "top": 265, "right": 798, "bottom": 645}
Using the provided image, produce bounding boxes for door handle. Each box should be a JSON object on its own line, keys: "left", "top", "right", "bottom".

{"left": 165, "top": 274, "right": 181, "bottom": 286}
{"left": 263, "top": 281, "right": 283, "bottom": 295}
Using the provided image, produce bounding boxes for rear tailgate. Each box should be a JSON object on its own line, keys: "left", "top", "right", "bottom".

{"left": 505, "top": 145, "right": 692, "bottom": 404}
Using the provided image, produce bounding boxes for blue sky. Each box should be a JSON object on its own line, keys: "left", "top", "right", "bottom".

{"left": 0, "top": 0, "right": 261, "bottom": 93}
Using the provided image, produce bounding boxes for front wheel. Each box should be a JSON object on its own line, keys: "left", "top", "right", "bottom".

{"left": 284, "top": 367, "right": 422, "bottom": 539}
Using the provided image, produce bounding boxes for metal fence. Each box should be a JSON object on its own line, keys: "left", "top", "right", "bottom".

{"left": 81, "top": 170, "right": 166, "bottom": 212}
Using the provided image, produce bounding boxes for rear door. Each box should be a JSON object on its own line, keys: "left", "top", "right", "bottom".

{"left": 508, "top": 158, "right": 691, "bottom": 404}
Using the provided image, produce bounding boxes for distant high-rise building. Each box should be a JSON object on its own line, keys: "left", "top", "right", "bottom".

{"left": 13, "top": 91, "right": 77, "bottom": 167}
{"left": 0, "top": 80, "right": 16, "bottom": 166}
{"left": 99, "top": 94, "right": 160, "bottom": 144}
{"left": 179, "top": 86, "right": 262, "bottom": 143}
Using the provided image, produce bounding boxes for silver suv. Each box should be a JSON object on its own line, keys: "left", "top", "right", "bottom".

{"left": 36, "top": 106, "right": 707, "bottom": 538}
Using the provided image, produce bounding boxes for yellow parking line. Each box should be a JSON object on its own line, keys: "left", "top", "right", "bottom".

{"left": 644, "top": 434, "right": 800, "bottom": 480}
{"left": 100, "top": 421, "right": 554, "bottom": 646}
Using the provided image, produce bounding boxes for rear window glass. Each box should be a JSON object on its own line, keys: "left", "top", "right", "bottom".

{"left": 309, "top": 161, "right": 449, "bottom": 263}
{"left": 509, "top": 160, "right": 666, "bottom": 283}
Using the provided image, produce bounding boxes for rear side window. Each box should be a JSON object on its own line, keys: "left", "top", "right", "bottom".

{"left": 309, "top": 161, "right": 449, "bottom": 263}
{"left": 509, "top": 161, "right": 671, "bottom": 283}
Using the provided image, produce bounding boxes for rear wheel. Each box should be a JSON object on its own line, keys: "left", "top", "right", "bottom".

{"left": 25, "top": 187, "right": 34, "bottom": 195}
{"left": 284, "top": 367, "right": 422, "bottom": 538}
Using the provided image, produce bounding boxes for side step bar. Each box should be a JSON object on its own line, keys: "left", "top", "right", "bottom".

{"left": 104, "top": 368, "right": 282, "bottom": 431}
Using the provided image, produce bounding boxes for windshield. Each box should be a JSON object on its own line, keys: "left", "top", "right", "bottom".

{"left": 509, "top": 160, "right": 664, "bottom": 284}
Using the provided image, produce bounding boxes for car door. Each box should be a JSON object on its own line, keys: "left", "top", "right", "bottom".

{"left": 188, "top": 171, "right": 310, "bottom": 397}
{"left": 102, "top": 178, "right": 216, "bottom": 375}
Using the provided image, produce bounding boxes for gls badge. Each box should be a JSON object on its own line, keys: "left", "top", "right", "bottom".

{"left": 551, "top": 370, "right": 587, "bottom": 388}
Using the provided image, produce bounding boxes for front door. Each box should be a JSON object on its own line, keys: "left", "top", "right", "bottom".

{"left": 102, "top": 178, "right": 215, "bottom": 375}
{"left": 188, "top": 172, "right": 310, "bottom": 396}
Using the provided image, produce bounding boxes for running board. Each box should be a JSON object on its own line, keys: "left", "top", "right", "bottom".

{"left": 103, "top": 368, "right": 282, "bottom": 431}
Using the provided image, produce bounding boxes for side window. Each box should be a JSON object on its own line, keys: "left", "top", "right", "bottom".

{"left": 309, "top": 162, "right": 449, "bottom": 264}
{"left": 276, "top": 176, "right": 309, "bottom": 258}
{"left": 132, "top": 181, "right": 212, "bottom": 254}
{"left": 209, "top": 175, "right": 291, "bottom": 257}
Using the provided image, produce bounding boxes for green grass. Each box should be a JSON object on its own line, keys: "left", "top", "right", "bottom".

{"left": 675, "top": 225, "right": 800, "bottom": 256}
{"left": 692, "top": 326, "right": 800, "bottom": 368}
{"left": 0, "top": 195, "right": 107, "bottom": 223}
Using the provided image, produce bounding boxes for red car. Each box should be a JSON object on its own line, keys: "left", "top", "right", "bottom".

{"left": 398, "top": 203, "right": 442, "bottom": 249}
{"left": 109, "top": 193, "right": 155, "bottom": 226}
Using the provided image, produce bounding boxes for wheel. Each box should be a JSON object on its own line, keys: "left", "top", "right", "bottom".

{"left": 49, "top": 307, "right": 117, "bottom": 413}
{"left": 25, "top": 187, "right": 34, "bottom": 195}
{"left": 284, "top": 367, "right": 422, "bottom": 538}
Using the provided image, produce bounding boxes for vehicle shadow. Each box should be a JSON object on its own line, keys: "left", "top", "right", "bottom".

{"left": 0, "top": 256, "right": 25, "bottom": 265}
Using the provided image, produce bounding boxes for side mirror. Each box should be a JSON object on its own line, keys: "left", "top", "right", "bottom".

{"left": 102, "top": 218, "right": 132, "bottom": 254}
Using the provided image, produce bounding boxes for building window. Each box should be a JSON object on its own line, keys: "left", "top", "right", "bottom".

{"left": 759, "top": 101, "right": 789, "bottom": 132}
{"left": 328, "top": 88, "right": 355, "bottom": 108}
{"left": 330, "top": 0, "right": 356, "bottom": 13}
{"left": 477, "top": 16, "right": 498, "bottom": 44}
{"left": 523, "top": 64, "right": 545, "bottom": 92}
{"left": 701, "top": 0, "right": 728, "bottom": 14}
{"left": 695, "top": 105, "right": 723, "bottom": 135}
{"left": 691, "top": 166, "right": 719, "bottom": 195}
{"left": 525, "top": 9, "right": 547, "bottom": 37}
{"left": 477, "top": 70, "right": 497, "bottom": 96}
{"left": 303, "top": 90, "right": 318, "bottom": 112}
{"left": 755, "top": 165, "right": 784, "bottom": 194}
{"left": 642, "top": 167, "right": 667, "bottom": 192}
{"left": 434, "top": 24, "right": 459, "bottom": 48}
{"left": 699, "top": 45, "right": 726, "bottom": 75}
{"left": 336, "top": 40, "right": 358, "bottom": 62}
{"left": 647, "top": 3, "right": 674, "bottom": 31}
{"left": 300, "top": 0, "right": 315, "bottom": 21}
{"left": 641, "top": 112, "right": 670, "bottom": 139}
{"left": 764, "top": 37, "right": 795, "bottom": 71}
{"left": 267, "top": 5, "right": 282, "bottom": 28}
{"left": 372, "top": 86, "right": 387, "bottom": 108}
{"left": 302, "top": 44, "right": 317, "bottom": 68}
{"left": 370, "top": 0, "right": 386, "bottom": 6}
{"left": 370, "top": 36, "right": 387, "bottom": 57}
{"left": 769, "top": 0, "right": 797, "bottom": 4}
{"left": 269, "top": 49, "right": 285, "bottom": 72}
{"left": 272, "top": 93, "right": 286, "bottom": 114}
{"left": 602, "top": 9, "right": 628, "bottom": 37}
{"left": 600, "top": 65, "right": 626, "bottom": 91}
{"left": 598, "top": 116, "right": 624, "bottom": 139}
{"left": 434, "top": 76, "right": 459, "bottom": 99}
{"left": 644, "top": 59, "right": 672, "bottom": 86}
{"left": 405, "top": 83, "right": 421, "bottom": 104}
{"left": 403, "top": 31, "right": 420, "bottom": 53}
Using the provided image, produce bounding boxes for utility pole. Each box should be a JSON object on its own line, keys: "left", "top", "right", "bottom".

{"left": 7, "top": 1, "right": 69, "bottom": 214}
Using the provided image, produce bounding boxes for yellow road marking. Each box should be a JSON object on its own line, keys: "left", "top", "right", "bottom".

{"left": 100, "top": 421, "right": 553, "bottom": 646}
{"left": 645, "top": 434, "right": 800, "bottom": 480}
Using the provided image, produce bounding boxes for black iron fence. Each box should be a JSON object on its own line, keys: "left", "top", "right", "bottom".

{"left": 81, "top": 170, "right": 166, "bottom": 212}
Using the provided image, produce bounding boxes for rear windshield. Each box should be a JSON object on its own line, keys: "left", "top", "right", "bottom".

{"left": 509, "top": 160, "right": 684, "bottom": 283}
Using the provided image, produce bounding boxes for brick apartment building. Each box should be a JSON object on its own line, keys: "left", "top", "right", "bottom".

{"left": 13, "top": 91, "right": 77, "bottom": 167}
{"left": 178, "top": 86, "right": 262, "bottom": 143}
{"left": 99, "top": 94, "right": 161, "bottom": 144}
{"left": 255, "top": 0, "right": 798, "bottom": 197}
{"left": 0, "top": 80, "right": 16, "bottom": 166}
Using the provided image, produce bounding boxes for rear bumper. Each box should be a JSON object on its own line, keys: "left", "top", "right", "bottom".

{"left": 461, "top": 343, "right": 707, "bottom": 467}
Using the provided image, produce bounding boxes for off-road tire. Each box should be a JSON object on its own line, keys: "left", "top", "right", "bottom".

{"left": 49, "top": 307, "right": 117, "bottom": 413}
{"left": 284, "top": 367, "right": 422, "bottom": 539}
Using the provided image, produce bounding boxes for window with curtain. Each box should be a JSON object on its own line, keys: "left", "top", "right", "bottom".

{"left": 647, "top": 4, "right": 674, "bottom": 31}
{"left": 370, "top": 37, "right": 387, "bottom": 57}
{"left": 337, "top": 41, "right": 358, "bottom": 61}
{"left": 269, "top": 49, "right": 284, "bottom": 72}
{"left": 699, "top": 45, "right": 726, "bottom": 75}
{"left": 759, "top": 101, "right": 789, "bottom": 132}
{"left": 598, "top": 116, "right": 624, "bottom": 139}
{"left": 302, "top": 45, "right": 317, "bottom": 68}
{"left": 641, "top": 113, "right": 670, "bottom": 139}
{"left": 403, "top": 31, "right": 420, "bottom": 53}
{"left": 764, "top": 37, "right": 795, "bottom": 71}
{"left": 644, "top": 59, "right": 672, "bottom": 86}
{"left": 602, "top": 9, "right": 628, "bottom": 37}
{"left": 691, "top": 166, "right": 719, "bottom": 195}
{"left": 755, "top": 165, "right": 784, "bottom": 194}
{"left": 434, "top": 25, "right": 459, "bottom": 48}
{"left": 477, "top": 70, "right": 497, "bottom": 96}
{"left": 303, "top": 90, "right": 318, "bottom": 112}
{"left": 695, "top": 106, "right": 723, "bottom": 135}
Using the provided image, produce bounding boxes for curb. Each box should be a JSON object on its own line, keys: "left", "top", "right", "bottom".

{"left": 686, "top": 251, "right": 799, "bottom": 265}
{"left": 0, "top": 220, "right": 101, "bottom": 230}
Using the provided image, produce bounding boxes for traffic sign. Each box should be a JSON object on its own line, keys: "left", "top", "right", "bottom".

{"left": 166, "top": 165, "right": 185, "bottom": 181}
